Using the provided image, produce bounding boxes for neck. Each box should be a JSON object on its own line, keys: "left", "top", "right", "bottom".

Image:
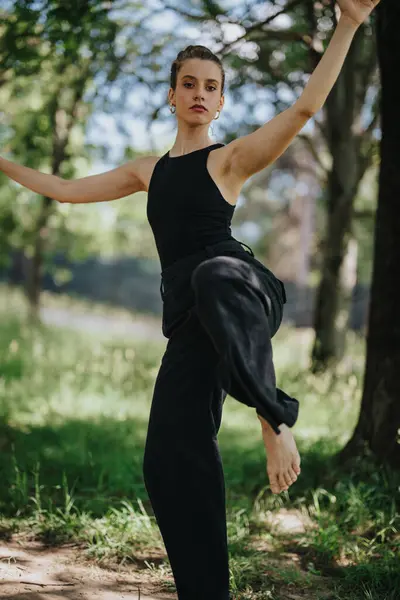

{"left": 170, "top": 135, "right": 216, "bottom": 156}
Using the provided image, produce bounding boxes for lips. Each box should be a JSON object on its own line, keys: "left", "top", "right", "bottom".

{"left": 191, "top": 105, "right": 207, "bottom": 111}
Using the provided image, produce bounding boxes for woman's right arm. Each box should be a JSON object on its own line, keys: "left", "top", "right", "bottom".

{"left": 0, "top": 156, "right": 146, "bottom": 203}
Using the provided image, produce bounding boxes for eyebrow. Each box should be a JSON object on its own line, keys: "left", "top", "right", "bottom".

{"left": 181, "top": 74, "right": 219, "bottom": 84}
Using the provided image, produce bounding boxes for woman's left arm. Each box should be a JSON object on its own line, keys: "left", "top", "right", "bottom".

{"left": 229, "top": 0, "right": 381, "bottom": 182}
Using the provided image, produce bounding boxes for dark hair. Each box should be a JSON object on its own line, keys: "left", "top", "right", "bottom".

{"left": 170, "top": 45, "right": 225, "bottom": 96}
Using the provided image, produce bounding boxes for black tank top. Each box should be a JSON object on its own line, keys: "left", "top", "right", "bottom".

{"left": 147, "top": 143, "right": 236, "bottom": 269}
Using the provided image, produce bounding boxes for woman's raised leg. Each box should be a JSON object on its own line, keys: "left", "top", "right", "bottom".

{"left": 191, "top": 254, "right": 298, "bottom": 432}
{"left": 190, "top": 254, "right": 301, "bottom": 492}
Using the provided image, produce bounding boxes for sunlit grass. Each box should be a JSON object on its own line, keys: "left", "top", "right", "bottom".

{"left": 0, "top": 283, "right": 398, "bottom": 600}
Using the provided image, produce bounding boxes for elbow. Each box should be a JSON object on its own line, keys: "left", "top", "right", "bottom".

{"left": 58, "top": 179, "right": 71, "bottom": 203}
{"left": 295, "top": 103, "right": 317, "bottom": 121}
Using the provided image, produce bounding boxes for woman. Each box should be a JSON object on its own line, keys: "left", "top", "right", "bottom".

{"left": 0, "top": 1, "right": 380, "bottom": 598}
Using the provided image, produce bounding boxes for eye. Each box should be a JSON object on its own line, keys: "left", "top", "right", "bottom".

{"left": 183, "top": 82, "right": 216, "bottom": 91}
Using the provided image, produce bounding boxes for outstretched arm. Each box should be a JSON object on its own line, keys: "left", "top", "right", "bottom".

{"left": 0, "top": 155, "right": 146, "bottom": 203}
{"left": 0, "top": 155, "right": 68, "bottom": 203}
{"left": 229, "top": 0, "right": 381, "bottom": 181}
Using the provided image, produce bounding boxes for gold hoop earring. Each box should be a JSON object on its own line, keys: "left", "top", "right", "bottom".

{"left": 169, "top": 104, "right": 176, "bottom": 114}
{"left": 214, "top": 110, "right": 220, "bottom": 120}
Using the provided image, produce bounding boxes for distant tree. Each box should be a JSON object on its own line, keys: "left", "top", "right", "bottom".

{"left": 0, "top": 1, "right": 142, "bottom": 319}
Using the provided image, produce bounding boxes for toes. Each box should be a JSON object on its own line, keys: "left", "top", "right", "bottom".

{"left": 269, "top": 462, "right": 301, "bottom": 495}
{"left": 287, "top": 467, "right": 298, "bottom": 484}
{"left": 268, "top": 473, "right": 281, "bottom": 494}
{"left": 293, "top": 455, "right": 301, "bottom": 474}
{"left": 278, "top": 473, "right": 289, "bottom": 491}
{"left": 283, "top": 473, "right": 294, "bottom": 488}
{"left": 282, "top": 471, "right": 292, "bottom": 488}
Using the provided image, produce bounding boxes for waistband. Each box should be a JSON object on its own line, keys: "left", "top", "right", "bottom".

{"left": 161, "top": 239, "right": 255, "bottom": 283}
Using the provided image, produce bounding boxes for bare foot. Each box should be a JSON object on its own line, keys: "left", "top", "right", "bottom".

{"left": 259, "top": 418, "right": 301, "bottom": 494}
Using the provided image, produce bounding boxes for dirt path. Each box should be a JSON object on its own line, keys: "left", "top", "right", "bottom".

{"left": 0, "top": 510, "right": 331, "bottom": 600}
{"left": 0, "top": 536, "right": 177, "bottom": 600}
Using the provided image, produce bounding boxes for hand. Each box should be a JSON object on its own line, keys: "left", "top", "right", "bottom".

{"left": 337, "top": 0, "right": 382, "bottom": 27}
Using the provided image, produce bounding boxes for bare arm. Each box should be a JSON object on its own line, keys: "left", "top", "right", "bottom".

{"left": 63, "top": 160, "right": 146, "bottom": 203}
{"left": 0, "top": 156, "right": 146, "bottom": 203}
{"left": 229, "top": 2, "right": 380, "bottom": 180}
{"left": 0, "top": 156, "right": 67, "bottom": 202}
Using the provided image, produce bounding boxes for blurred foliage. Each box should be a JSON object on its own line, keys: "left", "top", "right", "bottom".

{"left": 0, "top": 1, "right": 379, "bottom": 289}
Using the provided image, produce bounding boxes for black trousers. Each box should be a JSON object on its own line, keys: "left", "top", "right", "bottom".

{"left": 143, "top": 239, "right": 299, "bottom": 600}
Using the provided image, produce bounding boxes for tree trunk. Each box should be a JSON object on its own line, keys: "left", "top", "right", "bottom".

{"left": 311, "top": 26, "right": 370, "bottom": 372}
{"left": 311, "top": 163, "right": 360, "bottom": 371}
{"left": 23, "top": 196, "right": 53, "bottom": 322}
{"left": 23, "top": 80, "right": 87, "bottom": 319}
{"left": 337, "top": 1, "right": 400, "bottom": 468}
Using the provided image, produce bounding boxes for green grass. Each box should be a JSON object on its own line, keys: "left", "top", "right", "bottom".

{"left": 0, "top": 283, "right": 399, "bottom": 600}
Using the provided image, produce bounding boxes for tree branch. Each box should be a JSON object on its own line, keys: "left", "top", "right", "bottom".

{"left": 250, "top": 28, "right": 321, "bottom": 51}
{"left": 162, "top": 3, "right": 210, "bottom": 22}
{"left": 297, "top": 133, "right": 329, "bottom": 177}
{"left": 214, "top": 0, "right": 308, "bottom": 57}
{"left": 305, "top": 0, "right": 322, "bottom": 70}
{"left": 353, "top": 209, "right": 376, "bottom": 220}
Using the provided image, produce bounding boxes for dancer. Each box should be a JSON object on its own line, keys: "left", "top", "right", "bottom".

{"left": 0, "top": 2, "right": 380, "bottom": 598}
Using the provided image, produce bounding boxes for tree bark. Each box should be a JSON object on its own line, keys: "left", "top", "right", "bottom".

{"left": 337, "top": 1, "right": 400, "bottom": 468}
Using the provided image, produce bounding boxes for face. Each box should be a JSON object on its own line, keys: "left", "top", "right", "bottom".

{"left": 169, "top": 58, "right": 224, "bottom": 121}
